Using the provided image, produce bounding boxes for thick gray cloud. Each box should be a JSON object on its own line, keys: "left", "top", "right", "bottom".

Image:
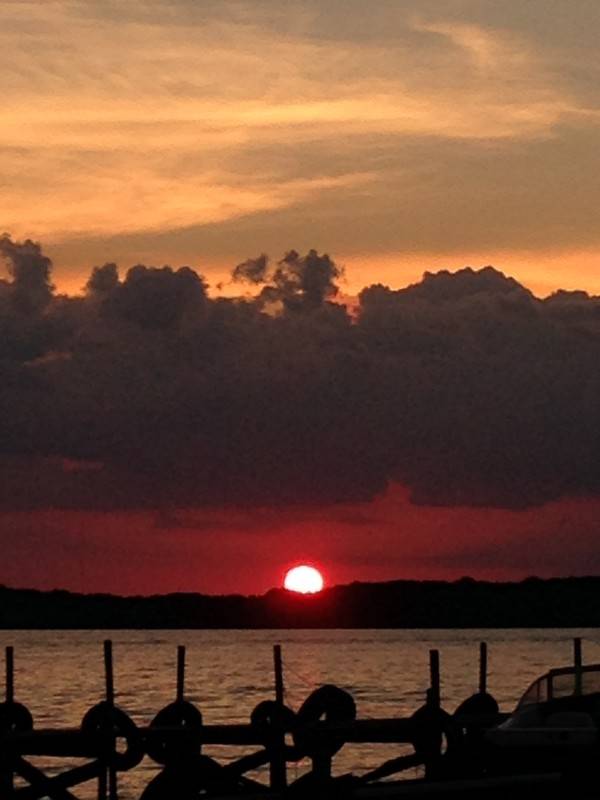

{"left": 1, "top": 236, "right": 599, "bottom": 512}
{"left": 234, "top": 250, "right": 343, "bottom": 311}
{"left": 0, "top": 235, "right": 53, "bottom": 313}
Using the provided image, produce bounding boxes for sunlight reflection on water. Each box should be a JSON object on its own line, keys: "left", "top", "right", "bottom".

{"left": 2, "top": 628, "right": 600, "bottom": 798}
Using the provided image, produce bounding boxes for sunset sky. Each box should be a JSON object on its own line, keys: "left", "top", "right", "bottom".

{"left": 3, "top": 0, "right": 600, "bottom": 296}
{"left": 1, "top": 1, "right": 600, "bottom": 596}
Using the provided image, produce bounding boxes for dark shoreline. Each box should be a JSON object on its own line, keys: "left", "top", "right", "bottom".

{"left": 2, "top": 576, "right": 600, "bottom": 629}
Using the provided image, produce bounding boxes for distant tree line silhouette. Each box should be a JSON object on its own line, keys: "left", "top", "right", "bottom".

{"left": 1, "top": 577, "right": 600, "bottom": 629}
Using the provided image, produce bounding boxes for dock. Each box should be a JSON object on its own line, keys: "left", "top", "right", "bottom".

{"left": 0, "top": 639, "right": 596, "bottom": 798}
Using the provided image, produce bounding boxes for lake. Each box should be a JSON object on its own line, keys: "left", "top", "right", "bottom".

{"left": 3, "top": 628, "right": 600, "bottom": 798}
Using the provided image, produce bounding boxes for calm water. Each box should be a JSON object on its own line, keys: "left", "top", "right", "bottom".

{"left": 3, "top": 628, "right": 600, "bottom": 798}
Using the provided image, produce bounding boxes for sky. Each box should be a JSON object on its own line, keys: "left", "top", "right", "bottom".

{"left": 2, "top": 0, "right": 600, "bottom": 297}
{"left": 1, "top": 1, "right": 600, "bottom": 596}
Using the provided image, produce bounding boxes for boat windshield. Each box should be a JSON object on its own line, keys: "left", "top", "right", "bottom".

{"left": 517, "top": 663, "right": 600, "bottom": 708}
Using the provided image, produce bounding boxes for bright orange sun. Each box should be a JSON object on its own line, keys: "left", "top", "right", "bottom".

{"left": 283, "top": 565, "right": 324, "bottom": 594}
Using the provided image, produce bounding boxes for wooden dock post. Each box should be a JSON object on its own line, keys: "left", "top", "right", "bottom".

{"left": 104, "top": 639, "right": 115, "bottom": 706}
{"left": 177, "top": 645, "right": 186, "bottom": 702}
{"left": 98, "top": 639, "right": 118, "bottom": 800}
{"left": 479, "top": 642, "right": 488, "bottom": 694}
{"left": 1, "top": 646, "right": 15, "bottom": 795}
{"left": 273, "top": 644, "right": 284, "bottom": 705}
{"left": 270, "top": 644, "right": 287, "bottom": 792}
{"left": 5, "top": 645, "right": 14, "bottom": 704}
{"left": 429, "top": 649, "right": 440, "bottom": 708}
{"left": 574, "top": 637, "right": 583, "bottom": 696}
{"left": 424, "top": 649, "right": 441, "bottom": 781}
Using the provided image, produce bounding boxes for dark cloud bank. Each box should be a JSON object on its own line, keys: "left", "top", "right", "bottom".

{"left": 1, "top": 235, "right": 599, "bottom": 512}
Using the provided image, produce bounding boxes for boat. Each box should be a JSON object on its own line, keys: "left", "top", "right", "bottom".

{"left": 484, "top": 661, "right": 600, "bottom": 785}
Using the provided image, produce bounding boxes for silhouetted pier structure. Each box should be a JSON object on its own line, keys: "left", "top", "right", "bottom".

{"left": 0, "top": 639, "right": 595, "bottom": 798}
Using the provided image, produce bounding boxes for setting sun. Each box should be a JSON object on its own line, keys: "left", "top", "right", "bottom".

{"left": 283, "top": 565, "right": 324, "bottom": 594}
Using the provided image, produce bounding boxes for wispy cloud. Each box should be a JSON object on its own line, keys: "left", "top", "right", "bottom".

{"left": 2, "top": 1, "right": 600, "bottom": 284}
